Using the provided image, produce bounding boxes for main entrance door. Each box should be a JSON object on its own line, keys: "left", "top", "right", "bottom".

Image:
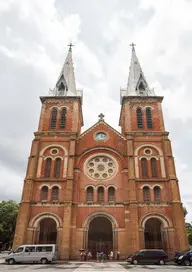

{"left": 88, "top": 217, "right": 113, "bottom": 259}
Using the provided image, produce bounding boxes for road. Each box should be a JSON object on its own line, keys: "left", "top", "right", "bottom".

{"left": 0, "top": 261, "right": 191, "bottom": 272}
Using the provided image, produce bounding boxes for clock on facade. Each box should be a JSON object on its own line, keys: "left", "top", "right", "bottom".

{"left": 95, "top": 132, "right": 107, "bottom": 141}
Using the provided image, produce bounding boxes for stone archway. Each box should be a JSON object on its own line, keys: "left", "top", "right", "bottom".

{"left": 38, "top": 218, "right": 57, "bottom": 244}
{"left": 83, "top": 212, "right": 119, "bottom": 259}
{"left": 88, "top": 217, "right": 113, "bottom": 258}
{"left": 144, "top": 218, "right": 163, "bottom": 249}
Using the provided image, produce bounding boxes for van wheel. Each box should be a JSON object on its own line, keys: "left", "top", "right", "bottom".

{"left": 183, "top": 260, "right": 191, "bottom": 266}
{"left": 8, "top": 259, "right": 15, "bottom": 265}
{"left": 41, "top": 258, "right": 48, "bottom": 264}
{"left": 159, "top": 260, "right": 165, "bottom": 265}
{"left": 133, "top": 260, "right": 138, "bottom": 265}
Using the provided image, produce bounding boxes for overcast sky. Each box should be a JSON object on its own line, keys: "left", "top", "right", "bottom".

{"left": 0, "top": 0, "right": 192, "bottom": 222}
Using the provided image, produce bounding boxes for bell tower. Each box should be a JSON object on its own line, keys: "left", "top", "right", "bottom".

{"left": 13, "top": 45, "right": 83, "bottom": 259}
{"left": 119, "top": 44, "right": 188, "bottom": 253}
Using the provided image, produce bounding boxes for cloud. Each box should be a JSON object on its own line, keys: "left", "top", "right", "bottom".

{"left": 0, "top": 0, "right": 192, "bottom": 224}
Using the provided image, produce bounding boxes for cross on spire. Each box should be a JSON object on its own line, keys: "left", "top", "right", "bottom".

{"left": 98, "top": 113, "right": 105, "bottom": 121}
{"left": 68, "top": 42, "right": 74, "bottom": 51}
{"left": 130, "top": 42, "right": 136, "bottom": 52}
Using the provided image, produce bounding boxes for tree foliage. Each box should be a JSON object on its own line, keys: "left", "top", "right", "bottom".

{"left": 0, "top": 201, "right": 19, "bottom": 248}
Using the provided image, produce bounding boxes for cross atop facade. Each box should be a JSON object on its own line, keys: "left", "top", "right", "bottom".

{"left": 130, "top": 42, "right": 136, "bottom": 51}
{"left": 98, "top": 113, "right": 105, "bottom": 121}
{"left": 68, "top": 42, "right": 74, "bottom": 51}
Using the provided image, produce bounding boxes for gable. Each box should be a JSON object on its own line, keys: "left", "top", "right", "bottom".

{"left": 76, "top": 121, "right": 127, "bottom": 157}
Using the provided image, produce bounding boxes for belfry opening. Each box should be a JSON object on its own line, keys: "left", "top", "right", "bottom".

{"left": 88, "top": 217, "right": 113, "bottom": 258}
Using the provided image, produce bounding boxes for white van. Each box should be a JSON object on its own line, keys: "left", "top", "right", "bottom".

{"left": 5, "top": 244, "right": 58, "bottom": 265}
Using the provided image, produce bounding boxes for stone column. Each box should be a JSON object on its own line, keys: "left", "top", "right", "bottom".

{"left": 60, "top": 204, "right": 72, "bottom": 259}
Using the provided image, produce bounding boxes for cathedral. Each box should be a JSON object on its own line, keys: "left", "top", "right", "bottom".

{"left": 13, "top": 44, "right": 188, "bottom": 260}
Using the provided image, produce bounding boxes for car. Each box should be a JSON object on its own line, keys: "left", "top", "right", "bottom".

{"left": 173, "top": 249, "right": 191, "bottom": 264}
{"left": 174, "top": 250, "right": 192, "bottom": 266}
{"left": 126, "top": 249, "right": 169, "bottom": 265}
{"left": 5, "top": 244, "right": 58, "bottom": 265}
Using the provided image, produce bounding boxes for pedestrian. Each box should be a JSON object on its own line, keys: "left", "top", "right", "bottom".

{"left": 110, "top": 250, "right": 114, "bottom": 261}
{"left": 88, "top": 251, "right": 92, "bottom": 260}
{"left": 80, "top": 251, "right": 83, "bottom": 261}
{"left": 117, "top": 250, "right": 120, "bottom": 260}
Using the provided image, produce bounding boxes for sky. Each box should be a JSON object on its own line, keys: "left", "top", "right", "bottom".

{"left": 0, "top": 0, "right": 192, "bottom": 222}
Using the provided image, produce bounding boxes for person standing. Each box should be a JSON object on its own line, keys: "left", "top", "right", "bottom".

{"left": 110, "top": 250, "right": 114, "bottom": 261}
{"left": 117, "top": 250, "right": 120, "bottom": 260}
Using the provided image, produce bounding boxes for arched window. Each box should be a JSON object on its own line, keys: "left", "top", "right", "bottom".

{"left": 141, "top": 158, "right": 148, "bottom": 178}
{"left": 60, "top": 108, "right": 67, "bottom": 129}
{"left": 54, "top": 158, "right": 61, "bottom": 178}
{"left": 146, "top": 107, "right": 153, "bottom": 129}
{"left": 151, "top": 158, "right": 157, "bottom": 177}
{"left": 86, "top": 187, "right": 93, "bottom": 202}
{"left": 154, "top": 186, "right": 161, "bottom": 202}
{"left": 136, "top": 108, "right": 143, "bottom": 128}
{"left": 108, "top": 187, "right": 115, "bottom": 202}
{"left": 52, "top": 186, "right": 59, "bottom": 201}
{"left": 44, "top": 158, "right": 52, "bottom": 177}
{"left": 41, "top": 186, "right": 48, "bottom": 201}
{"left": 143, "top": 186, "right": 150, "bottom": 202}
{"left": 97, "top": 187, "right": 104, "bottom": 202}
{"left": 50, "top": 108, "right": 57, "bottom": 129}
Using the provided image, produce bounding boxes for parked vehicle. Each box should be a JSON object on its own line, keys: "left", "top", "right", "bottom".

{"left": 126, "top": 249, "right": 169, "bottom": 265}
{"left": 174, "top": 250, "right": 192, "bottom": 266}
{"left": 5, "top": 244, "right": 58, "bottom": 265}
{"left": 173, "top": 249, "right": 191, "bottom": 264}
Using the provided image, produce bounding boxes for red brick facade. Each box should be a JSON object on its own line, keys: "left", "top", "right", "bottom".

{"left": 13, "top": 90, "right": 188, "bottom": 260}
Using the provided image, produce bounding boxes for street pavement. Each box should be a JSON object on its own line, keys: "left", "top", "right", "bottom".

{"left": 0, "top": 260, "right": 191, "bottom": 272}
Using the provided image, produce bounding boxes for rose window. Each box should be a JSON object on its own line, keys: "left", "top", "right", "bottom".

{"left": 86, "top": 155, "right": 117, "bottom": 180}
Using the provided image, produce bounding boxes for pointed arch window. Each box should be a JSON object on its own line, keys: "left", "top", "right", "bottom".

{"left": 60, "top": 108, "right": 67, "bottom": 129}
{"left": 52, "top": 186, "right": 59, "bottom": 201}
{"left": 143, "top": 186, "right": 150, "bottom": 202}
{"left": 86, "top": 187, "right": 93, "bottom": 202}
{"left": 108, "top": 187, "right": 115, "bottom": 202}
{"left": 154, "top": 186, "right": 161, "bottom": 202}
{"left": 97, "top": 187, "right": 104, "bottom": 202}
{"left": 41, "top": 186, "right": 48, "bottom": 201}
{"left": 50, "top": 108, "right": 57, "bottom": 130}
{"left": 44, "top": 158, "right": 52, "bottom": 177}
{"left": 141, "top": 158, "right": 148, "bottom": 178}
{"left": 151, "top": 158, "right": 157, "bottom": 178}
{"left": 136, "top": 108, "right": 143, "bottom": 128}
{"left": 54, "top": 158, "right": 61, "bottom": 178}
{"left": 146, "top": 107, "right": 153, "bottom": 129}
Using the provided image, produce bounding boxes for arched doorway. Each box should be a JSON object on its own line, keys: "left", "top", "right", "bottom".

{"left": 88, "top": 217, "right": 113, "bottom": 258}
{"left": 38, "top": 218, "right": 57, "bottom": 244}
{"left": 144, "top": 218, "right": 164, "bottom": 249}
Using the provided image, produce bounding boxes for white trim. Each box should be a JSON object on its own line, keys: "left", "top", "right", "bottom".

{"left": 40, "top": 144, "right": 68, "bottom": 156}
{"left": 85, "top": 185, "right": 95, "bottom": 190}
{"left": 139, "top": 156, "right": 150, "bottom": 160}
{"left": 135, "top": 144, "right": 163, "bottom": 156}
{"left": 140, "top": 213, "right": 172, "bottom": 228}
{"left": 43, "top": 156, "right": 53, "bottom": 160}
{"left": 96, "top": 185, "right": 106, "bottom": 190}
{"left": 60, "top": 106, "right": 69, "bottom": 110}
{"left": 150, "top": 156, "right": 159, "bottom": 160}
{"left": 143, "top": 105, "right": 154, "bottom": 110}
{"left": 152, "top": 184, "right": 163, "bottom": 189}
{"left": 49, "top": 106, "right": 59, "bottom": 110}
{"left": 50, "top": 148, "right": 59, "bottom": 155}
{"left": 107, "top": 185, "right": 117, "bottom": 190}
{"left": 29, "top": 212, "right": 62, "bottom": 228}
{"left": 51, "top": 184, "right": 62, "bottom": 189}
{"left": 39, "top": 184, "right": 51, "bottom": 189}
{"left": 83, "top": 211, "right": 119, "bottom": 229}
{"left": 140, "top": 184, "right": 153, "bottom": 189}
{"left": 53, "top": 156, "right": 63, "bottom": 160}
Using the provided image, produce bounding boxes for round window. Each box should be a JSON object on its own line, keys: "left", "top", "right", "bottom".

{"left": 51, "top": 148, "right": 59, "bottom": 155}
{"left": 144, "top": 149, "right": 152, "bottom": 155}
{"left": 86, "top": 155, "right": 117, "bottom": 180}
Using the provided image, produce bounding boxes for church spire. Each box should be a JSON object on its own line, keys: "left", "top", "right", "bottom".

{"left": 127, "top": 43, "right": 155, "bottom": 96}
{"left": 55, "top": 43, "right": 77, "bottom": 96}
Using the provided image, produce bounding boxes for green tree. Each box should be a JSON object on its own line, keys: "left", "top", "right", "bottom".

{"left": 183, "top": 206, "right": 188, "bottom": 218}
{"left": 186, "top": 222, "right": 192, "bottom": 246}
{"left": 0, "top": 201, "right": 19, "bottom": 249}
